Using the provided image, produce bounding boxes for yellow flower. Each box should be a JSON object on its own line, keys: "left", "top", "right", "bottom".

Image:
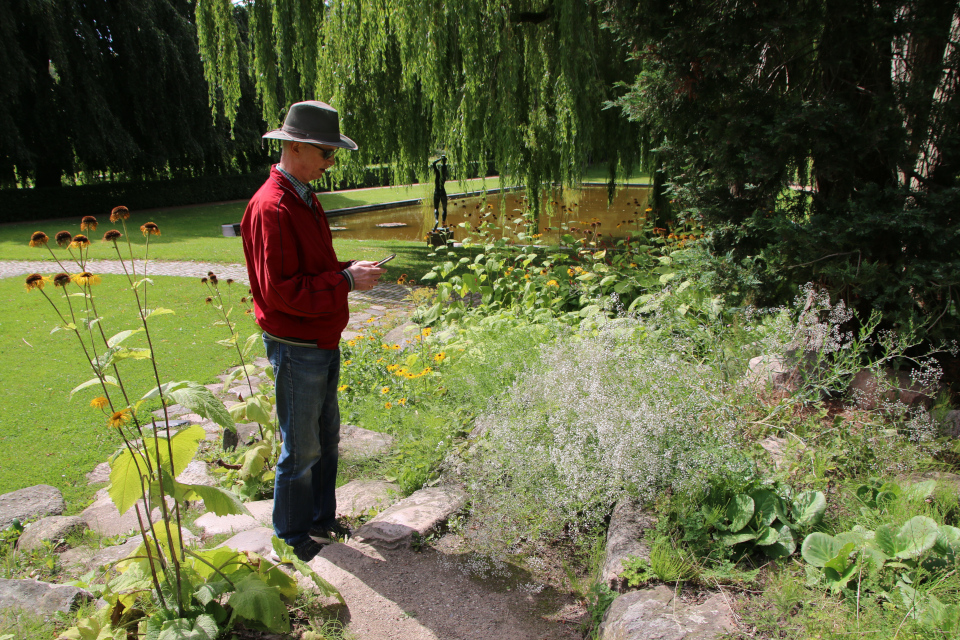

{"left": 72, "top": 272, "right": 101, "bottom": 286}
{"left": 567, "top": 268, "right": 574, "bottom": 276}
{"left": 347, "top": 340, "right": 357, "bottom": 347}
{"left": 387, "top": 364, "right": 400, "bottom": 372}
{"left": 108, "top": 409, "right": 131, "bottom": 429}
{"left": 337, "top": 384, "right": 348, "bottom": 392}
{"left": 385, "top": 402, "right": 393, "bottom": 409}
{"left": 394, "top": 367, "right": 409, "bottom": 377}
{"left": 69, "top": 234, "right": 90, "bottom": 249}
{"left": 90, "top": 396, "right": 109, "bottom": 410}
{"left": 344, "top": 360, "right": 352, "bottom": 365}
{"left": 367, "top": 318, "right": 376, "bottom": 323}
{"left": 629, "top": 262, "right": 637, "bottom": 268}
{"left": 524, "top": 274, "right": 531, "bottom": 280}
{"left": 421, "top": 366, "right": 433, "bottom": 375}
{"left": 422, "top": 327, "right": 432, "bottom": 337}
{"left": 398, "top": 398, "right": 407, "bottom": 406}
{"left": 434, "top": 352, "right": 446, "bottom": 363}
{"left": 547, "top": 280, "right": 558, "bottom": 287}
{"left": 380, "top": 386, "right": 390, "bottom": 394}
{"left": 376, "top": 357, "right": 385, "bottom": 363}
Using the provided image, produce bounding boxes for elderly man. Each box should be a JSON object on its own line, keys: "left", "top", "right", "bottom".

{"left": 241, "top": 101, "right": 384, "bottom": 562}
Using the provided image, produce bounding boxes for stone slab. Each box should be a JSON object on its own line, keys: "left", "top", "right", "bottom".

{"left": 61, "top": 538, "right": 142, "bottom": 573}
{"left": 81, "top": 495, "right": 172, "bottom": 538}
{"left": 336, "top": 480, "right": 400, "bottom": 519}
{"left": 176, "top": 460, "right": 216, "bottom": 487}
{"left": 193, "top": 511, "right": 258, "bottom": 538}
{"left": 602, "top": 500, "right": 657, "bottom": 589}
{"left": 18, "top": 516, "right": 88, "bottom": 552}
{"left": 86, "top": 462, "right": 111, "bottom": 485}
{"left": 152, "top": 405, "right": 189, "bottom": 419}
{"left": 599, "top": 585, "right": 736, "bottom": 640}
{"left": 218, "top": 527, "right": 275, "bottom": 557}
{"left": 246, "top": 500, "right": 274, "bottom": 526}
{"left": 356, "top": 486, "right": 467, "bottom": 548}
{"left": 0, "top": 578, "right": 95, "bottom": 615}
{"left": 0, "top": 485, "right": 65, "bottom": 530}
{"left": 382, "top": 321, "right": 419, "bottom": 350}
{"left": 339, "top": 424, "right": 394, "bottom": 460}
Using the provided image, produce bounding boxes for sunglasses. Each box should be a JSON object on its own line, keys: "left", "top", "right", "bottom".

{"left": 306, "top": 143, "right": 338, "bottom": 159}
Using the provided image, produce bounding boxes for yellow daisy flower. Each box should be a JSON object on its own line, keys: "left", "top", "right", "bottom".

{"left": 90, "top": 396, "right": 109, "bottom": 410}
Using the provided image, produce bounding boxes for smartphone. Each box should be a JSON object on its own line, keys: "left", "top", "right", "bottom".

{"left": 375, "top": 254, "right": 396, "bottom": 267}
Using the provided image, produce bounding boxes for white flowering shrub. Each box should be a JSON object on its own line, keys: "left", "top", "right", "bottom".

{"left": 459, "top": 318, "right": 752, "bottom": 551}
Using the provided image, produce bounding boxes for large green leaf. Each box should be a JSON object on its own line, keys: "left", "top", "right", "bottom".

{"left": 720, "top": 531, "right": 757, "bottom": 546}
{"left": 113, "top": 347, "right": 152, "bottom": 361}
{"left": 873, "top": 524, "right": 898, "bottom": 556}
{"left": 934, "top": 524, "right": 960, "bottom": 555}
{"left": 750, "top": 489, "right": 780, "bottom": 527}
{"left": 106, "top": 329, "right": 144, "bottom": 348}
{"left": 726, "top": 494, "right": 754, "bottom": 532}
{"left": 70, "top": 375, "right": 119, "bottom": 398}
{"left": 801, "top": 532, "right": 843, "bottom": 567}
{"left": 763, "top": 523, "right": 797, "bottom": 558}
{"left": 156, "top": 615, "right": 218, "bottom": 640}
{"left": 143, "top": 381, "right": 234, "bottom": 431}
{"left": 895, "top": 516, "right": 939, "bottom": 559}
{"left": 109, "top": 449, "right": 148, "bottom": 515}
{"left": 755, "top": 526, "right": 780, "bottom": 546}
{"left": 791, "top": 491, "right": 826, "bottom": 528}
{"left": 245, "top": 394, "right": 272, "bottom": 424}
{"left": 227, "top": 574, "right": 290, "bottom": 632}
{"left": 143, "top": 425, "right": 205, "bottom": 477}
{"left": 182, "top": 484, "right": 249, "bottom": 516}
{"left": 271, "top": 537, "right": 343, "bottom": 602}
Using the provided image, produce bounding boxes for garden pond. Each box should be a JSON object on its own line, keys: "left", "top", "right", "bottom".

{"left": 325, "top": 185, "right": 652, "bottom": 243}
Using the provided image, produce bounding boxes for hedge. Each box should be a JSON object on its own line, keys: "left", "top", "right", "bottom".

{"left": 0, "top": 167, "right": 395, "bottom": 224}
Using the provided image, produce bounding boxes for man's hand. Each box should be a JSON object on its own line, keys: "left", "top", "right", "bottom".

{"left": 347, "top": 261, "right": 385, "bottom": 291}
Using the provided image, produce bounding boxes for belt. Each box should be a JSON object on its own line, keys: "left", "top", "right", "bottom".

{"left": 262, "top": 331, "right": 319, "bottom": 349}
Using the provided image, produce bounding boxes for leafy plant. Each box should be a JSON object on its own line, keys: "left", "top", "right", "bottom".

{"left": 710, "top": 488, "right": 825, "bottom": 559}
{"left": 25, "top": 213, "right": 340, "bottom": 638}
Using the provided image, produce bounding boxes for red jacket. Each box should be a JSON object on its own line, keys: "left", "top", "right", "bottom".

{"left": 241, "top": 166, "right": 352, "bottom": 349}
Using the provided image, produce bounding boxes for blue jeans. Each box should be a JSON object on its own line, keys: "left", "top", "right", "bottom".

{"left": 264, "top": 335, "right": 341, "bottom": 546}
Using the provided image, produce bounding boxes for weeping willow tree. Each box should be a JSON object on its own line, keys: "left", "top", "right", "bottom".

{"left": 195, "top": 0, "right": 642, "bottom": 202}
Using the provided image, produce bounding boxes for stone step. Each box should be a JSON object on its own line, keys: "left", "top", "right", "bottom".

{"left": 355, "top": 486, "right": 467, "bottom": 548}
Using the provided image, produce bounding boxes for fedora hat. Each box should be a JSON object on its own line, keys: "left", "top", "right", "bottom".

{"left": 262, "top": 101, "right": 358, "bottom": 150}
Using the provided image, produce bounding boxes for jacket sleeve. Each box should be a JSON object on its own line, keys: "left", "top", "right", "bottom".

{"left": 253, "top": 193, "right": 350, "bottom": 318}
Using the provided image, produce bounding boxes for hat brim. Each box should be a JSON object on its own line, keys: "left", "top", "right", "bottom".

{"left": 262, "top": 129, "right": 358, "bottom": 151}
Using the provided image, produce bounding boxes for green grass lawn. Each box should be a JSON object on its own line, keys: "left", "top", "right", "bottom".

{"left": 0, "top": 275, "right": 262, "bottom": 511}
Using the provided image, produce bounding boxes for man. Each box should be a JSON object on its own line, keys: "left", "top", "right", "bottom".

{"left": 241, "top": 101, "right": 384, "bottom": 562}
{"left": 431, "top": 155, "right": 449, "bottom": 230}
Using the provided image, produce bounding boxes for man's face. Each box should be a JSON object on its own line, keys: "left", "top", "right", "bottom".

{"left": 296, "top": 141, "right": 338, "bottom": 182}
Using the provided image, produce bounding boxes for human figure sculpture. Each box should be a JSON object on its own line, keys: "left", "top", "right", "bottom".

{"left": 431, "top": 155, "right": 449, "bottom": 230}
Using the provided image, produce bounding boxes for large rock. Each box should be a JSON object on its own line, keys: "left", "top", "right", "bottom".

{"left": 86, "top": 462, "right": 111, "bottom": 485}
{"left": 381, "top": 321, "right": 419, "bottom": 350}
{"left": 849, "top": 367, "right": 937, "bottom": 410}
{"left": 355, "top": 486, "right": 467, "bottom": 548}
{"left": 176, "top": 460, "right": 216, "bottom": 487}
{"left": 218, "top": 527, "right": 275, "bottom": 556}
{"left": 336, "top": 480, "right": 400, "bottom": 519}
{"left": 941, "top": 410, "right": 960, "bottom": 438}
{"left": 193, "top": 511, "right": 259, "bottom": 538}
{"left": 744, "top": 355, "right": 798, "bottom": 392}
{"left": 81, "top": 492, "right": 173, "bottom": 538}
{"left": 61, "top": 538, "right": 142, "bottom": 573}
{"left": 339, "top": 425, "right": 394, "bottom": 460}
{"left": 0, "top": 485, "right": 65, "bottom": 530}
{"left": 17, "top": 516, "right": 88, "bottom": 552}
{"left": 599, "top": 585, "right": 736, "bottom": 640}
{"left": 602, "top": 500, "right": 657, "bottom": 590}
{"left": 0, "top": 578, "right": 95, "bottom": 614}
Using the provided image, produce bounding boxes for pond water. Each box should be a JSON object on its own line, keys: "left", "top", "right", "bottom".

{"left": 322, "top": 185, "right": 652, "bottom": 243}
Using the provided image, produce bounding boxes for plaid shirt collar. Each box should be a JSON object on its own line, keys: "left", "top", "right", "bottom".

{"left": 276, "top": 165, "right": 315, "bottom": 208}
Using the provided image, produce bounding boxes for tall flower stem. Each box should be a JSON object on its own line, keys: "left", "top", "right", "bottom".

{"left": 134, "top": 504, "right": 168, "bottom": 611}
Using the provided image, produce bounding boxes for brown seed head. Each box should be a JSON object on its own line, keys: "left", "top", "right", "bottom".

{"left": 69, "top": 234, "right": 90, "bottom": 249}
{"left": 110, "top": 206, "right": 130, "bottom": 222}
{"left": 140, "top": 222, "right": 160, "bottom": 237}
{"left": 103, "top": 229, "right": 122, "bottom": 242}
{"left": 209, "top": 274, "right": 219, "bottom": 285}
{"left": 55, "top": 231, "right": 72, "bottom": 248}
{"left": 226, "top": 278, "right": 234, "bottom": 285}
{"left": 25, "top": 273, "right": 46, "bottom": 290}
{"left": 200, "top": 277, "right": 208, "bottom": 284}
{"left": 80, "top": 216, "right": 98, "bottom": 231}
{"left": 205, "top": 297, "right": 213, "bottom": 304}
{"left": 53, "top": 273, "right": 72, "bottom": 287}
{"left": 29, "top": 231, "right": 49, "bottom": 247}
